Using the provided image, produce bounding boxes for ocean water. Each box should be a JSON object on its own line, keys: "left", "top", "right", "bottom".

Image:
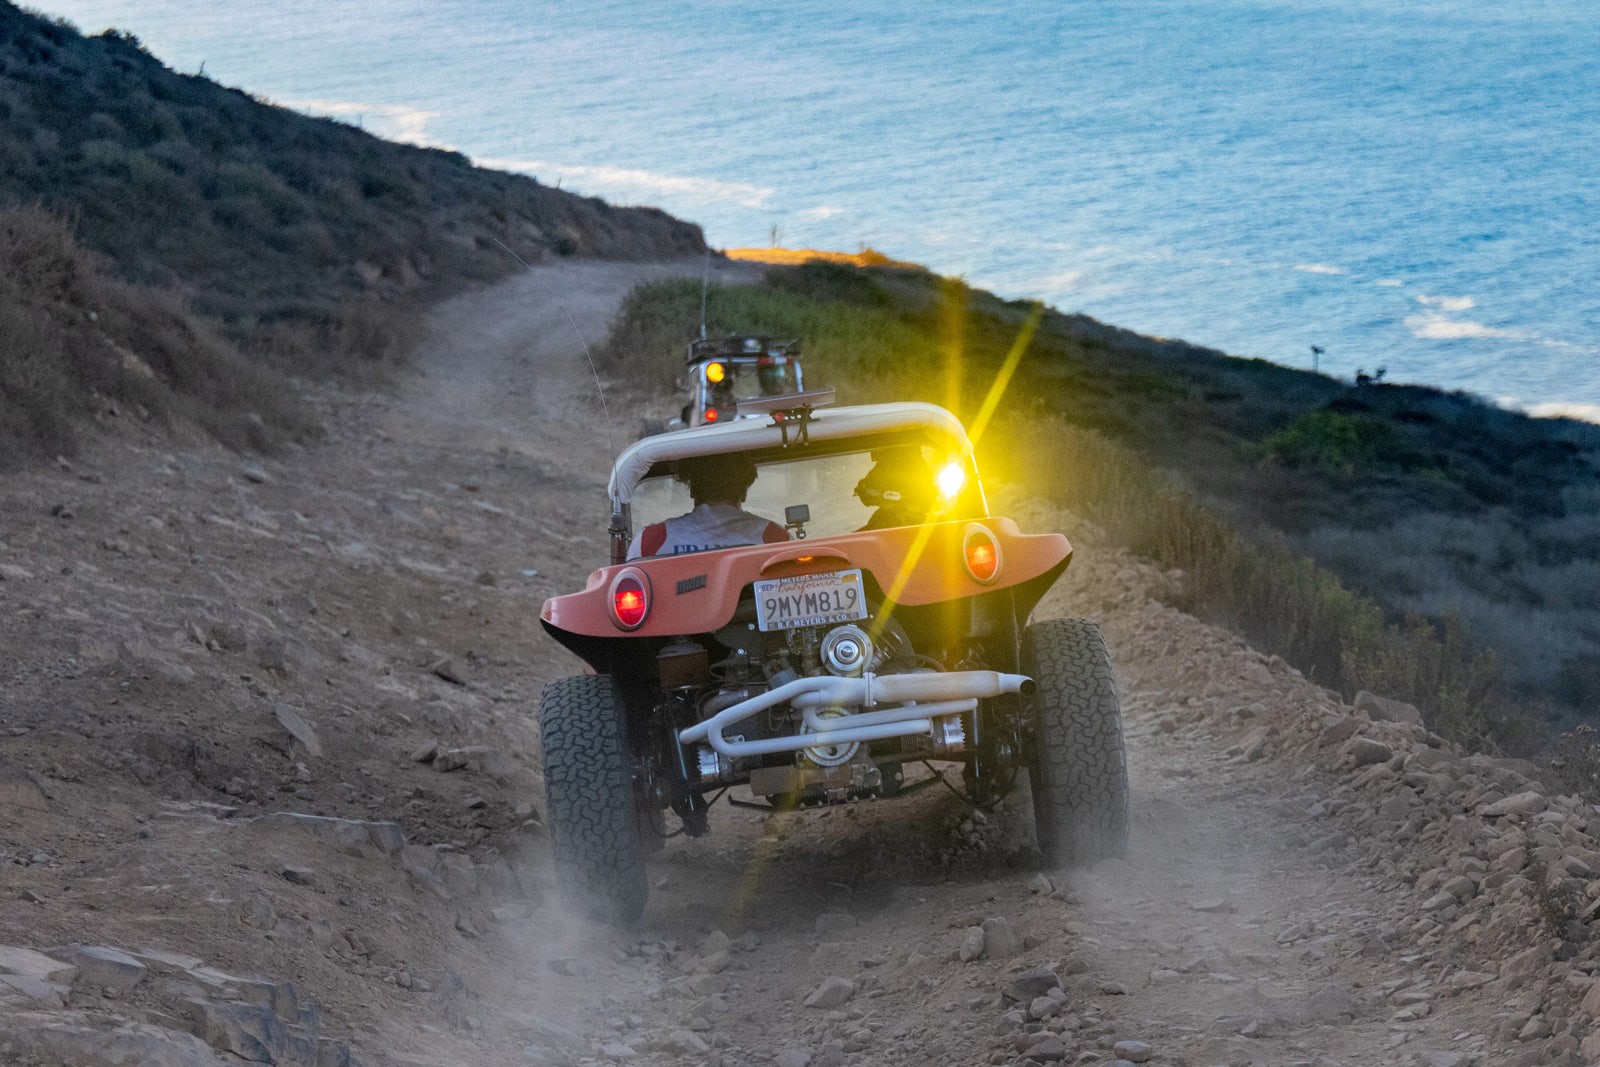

{"left": 32, "top": 0, "right": 1600, "bottom": 416}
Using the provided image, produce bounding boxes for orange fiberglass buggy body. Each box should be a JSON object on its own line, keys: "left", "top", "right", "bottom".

{"left": 542, "top": 520, "right": 1071, "bottom": 648}
{"left": 538, "top": 399, "right": 1128, "bottom": 922}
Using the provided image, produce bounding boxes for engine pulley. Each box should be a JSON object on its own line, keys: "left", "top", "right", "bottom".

{"left": 801, "top": 708, "right": 860, "bottom": 766}
{"left": 820, "top": 624, "right": 873, "bottom": 677}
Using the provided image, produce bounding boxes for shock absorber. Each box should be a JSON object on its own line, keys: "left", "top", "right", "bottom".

{"left": 662, "top": 695, "right": 711, "bottom": 836}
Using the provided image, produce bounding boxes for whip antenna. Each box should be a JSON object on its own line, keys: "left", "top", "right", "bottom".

{"left": 491, "top": 238, "right": 618, "bottom": 464}
{"left": 699, "top": 249, "right": 711, "bottom": 341}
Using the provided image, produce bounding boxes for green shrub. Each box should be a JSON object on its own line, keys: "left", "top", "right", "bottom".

{"left": 213, "top": 160, "right": 305, "bottom": 223}
{"left": 767, "top": 260, "right": 894, "bottom": 307}
{"left": 82, "top": 110, "right": 126, "bottom": 142}
{"left": 124, "top": 151, "right": 197, "bottom": 215}
{"left": 1262, "top": 409, "right": 1414, "bottom": 472}
{"left": 1556, "top": 654, "right": 1600, "bottom": 712}
{"left": 76, "top": 137, "right": 131, "bottom": 174}
{"left": 144, "top": 137, "right": 200, "bottom": 175}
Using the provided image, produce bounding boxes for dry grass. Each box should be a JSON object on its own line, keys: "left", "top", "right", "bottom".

{"left": 1292, "top": 512, "right": 1600, "bottom": 721}
{"left": 1001, "top": 414, "right": 1503, "bottom": 745}
{"left": 0, "top": 206, "right": 314, "bottom": 462}
{"left": 725, "top": 246, "right": 925, "bottom": 270}
{"left": 244, "top": 298, "right": 425, "bottom": 385}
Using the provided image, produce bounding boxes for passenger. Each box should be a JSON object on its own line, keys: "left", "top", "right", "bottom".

{"left": 854, "top": 446, "right": 937, "bottom": 530}
{"left": 758, "top": 357, "right": 798, "bottom": 396}
{"left": 630, "top": 455, "right": 789, "bottom": 558}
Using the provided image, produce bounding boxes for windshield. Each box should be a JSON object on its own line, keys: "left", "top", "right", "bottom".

{"left": 628, "top": 441, "right": 986, "bottom": 556}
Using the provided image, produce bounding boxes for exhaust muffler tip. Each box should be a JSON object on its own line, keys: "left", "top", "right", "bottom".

{"left": 1018, "top": 678, "right": 1037, "bottom": 696}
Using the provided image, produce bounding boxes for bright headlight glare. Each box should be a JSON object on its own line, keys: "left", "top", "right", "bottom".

{"left": 936, "top": 461, "right": 966, "bottom": 500}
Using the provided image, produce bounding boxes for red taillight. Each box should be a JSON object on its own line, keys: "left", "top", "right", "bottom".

{"left": 616, "top": 588, "right": 645, "bottom": 622}
{"left": 703, "top": 408, "right": 719, "bottom": 423}
{"left": 962, "top": 525, "right": 1002, "bottom": 584}
{"left": 609, "top": 568, "right": 651, "bottom": 630}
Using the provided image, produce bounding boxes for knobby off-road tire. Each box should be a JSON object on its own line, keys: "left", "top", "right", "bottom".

{"left": 1023, "top": 618, "right": 1130, "bottom": 865}
{"left": 538, "top": 674, "right": 648, "bottom": 924}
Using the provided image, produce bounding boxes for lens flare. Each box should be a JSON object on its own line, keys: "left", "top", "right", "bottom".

{"left": 936, "top": 461, "right": 966, "bottom": 499}
{"left": 967, "top": 302, "right": 1044, "bottom": 448}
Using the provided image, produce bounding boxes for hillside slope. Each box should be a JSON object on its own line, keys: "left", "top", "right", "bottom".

{"left": 0, "top": 2, "right": 706, "bottom": 330}
{"left": 4, "top": 261, "right": 1600, "bottom": 1067}
{"left": 0, "top": 1, "right": 712, "bottom": 466}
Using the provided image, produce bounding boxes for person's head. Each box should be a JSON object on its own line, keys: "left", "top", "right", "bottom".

{"left": 758, "top": 359, "right": 796, "bottom": 396}
{"left": 676, "top": 454, "right": 759, "bottom": 506}
{"left": 854, "top": 446, "right": 935, "bottom": 515}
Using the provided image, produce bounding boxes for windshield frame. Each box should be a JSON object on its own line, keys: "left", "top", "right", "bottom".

{"left": 624, "top": 427, "right": 989, "bottom": 555}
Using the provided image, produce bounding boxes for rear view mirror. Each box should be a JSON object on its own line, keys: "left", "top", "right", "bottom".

{"left": 785, "top": 504, "right": 811, "bottom": 525}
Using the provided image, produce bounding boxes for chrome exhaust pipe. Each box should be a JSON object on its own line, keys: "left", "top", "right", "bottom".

{"left": 676, "top": 670, "right": 1031, "bottom": 759}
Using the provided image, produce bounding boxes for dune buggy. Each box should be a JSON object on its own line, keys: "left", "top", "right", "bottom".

{"left": 539, "top": 398, "right": 1128, "bottom": 922}
{"left": 672, "top": 335, "right": 805, "bottom": 428}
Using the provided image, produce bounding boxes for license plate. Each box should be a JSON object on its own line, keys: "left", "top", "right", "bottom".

{"left": 754, "top": 569, "right": 868, "bottom": 632}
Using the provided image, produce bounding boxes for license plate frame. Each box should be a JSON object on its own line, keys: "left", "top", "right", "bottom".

{"left": 753, "top": 568, "right": 868, "bottom": 632}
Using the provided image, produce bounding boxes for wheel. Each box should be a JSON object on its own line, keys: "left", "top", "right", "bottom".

{"left": 640, "top": 808, "right": 668, "bottom": 856}
{"left": 538, "top": 674, "right": 648, "bottom": 923}
{"left": 1022, "top": 618, "right": 1129, "bottom": 865}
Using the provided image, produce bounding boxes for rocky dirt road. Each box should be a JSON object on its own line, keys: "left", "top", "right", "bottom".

{"left": 4, "top": 259, "right": 1600, "bottom": 1067}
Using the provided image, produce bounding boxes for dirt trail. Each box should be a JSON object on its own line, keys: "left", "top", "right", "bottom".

{"left": 2, "top": 258, "right": 1595, "bottom": 1067}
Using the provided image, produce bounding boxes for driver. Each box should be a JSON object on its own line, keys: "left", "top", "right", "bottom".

{"left": 855, "top": 446, "right": 937, "bottom": 530}
{"left": 630, "top": 455, "right": 789, "bottom": 558}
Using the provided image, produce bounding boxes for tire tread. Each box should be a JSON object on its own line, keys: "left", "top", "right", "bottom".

{"left": 1024, "top": 618, "right": 1130, "bottom": 864}
{"left": 539, "top": 674, "right": 647, "bottom": 923}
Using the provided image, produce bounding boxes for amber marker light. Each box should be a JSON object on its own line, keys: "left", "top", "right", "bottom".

{"left": 705, "top": 362, "right": 727, "bottom": 384}
{"left": 962, "top": 524, "right": 1002, "bottom": 584}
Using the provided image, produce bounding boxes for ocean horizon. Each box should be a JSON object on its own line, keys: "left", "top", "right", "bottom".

{"left": 30, "top": 0, "right": 1600, "bottom": 422}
